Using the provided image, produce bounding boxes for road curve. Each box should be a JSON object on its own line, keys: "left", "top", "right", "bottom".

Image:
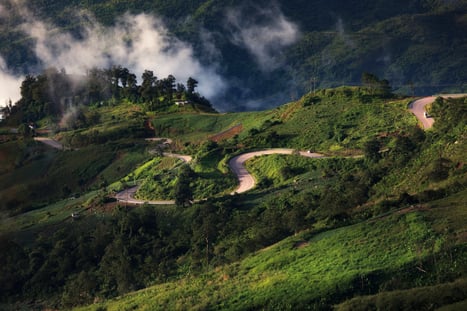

{"left": 163, "top": 152, "right": 192, "bottom": 163}
{"left": 409, "top": 94, "right": 467, "bottom": 129}
{"left": 115, "top": 152, "right": 192, "bottom": 205}
{"left": 115, "top": 186, "right": 175, "bottom": 205}
{"left": 229, "top": 149, "right": 325, "bottom": 194}
{"left": 409, "top": 96, "right": 436, "bottom": 129}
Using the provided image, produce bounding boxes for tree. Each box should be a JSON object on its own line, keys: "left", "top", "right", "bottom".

{"left": 140, "top": 70, "right": 157, "bottom": 102}
{"left": 361, "top": 72, "right": 379, "bottom": 95}
{"left": 187, "top": 77, "right": 198, "bottom": 94}
{"left": 361, "top": 72, "right": 392, "bottom": 97}
{"left": 364, "top": 138, "right": 382, "bottom": 163}
{"left": 174, "top": 165, "right": 194, "bottom": 207}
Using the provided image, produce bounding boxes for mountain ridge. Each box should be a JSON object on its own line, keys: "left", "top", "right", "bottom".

{"left": 1, "top": 0, "right": 466, "bottom": 110}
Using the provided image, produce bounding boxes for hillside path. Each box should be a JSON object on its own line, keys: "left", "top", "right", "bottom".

{"left": 34, "top": 137, "right": 63, "bottom": 150}
{"left": 229, "top": 149, "right": 325, "bottom": 194}
{"left": 116, "top": 148, "right": 326, "bottom": 204}
{"left": 409, "top": 94, "right": 467, "bottom": 129}
{"left": 115, "top": 150, "right": 192, "bottom": 205}
{"left": 115, "top": 186, "right": 175, "bottom": 205}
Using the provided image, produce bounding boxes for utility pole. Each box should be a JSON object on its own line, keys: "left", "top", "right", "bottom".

{"left": 310, "top": 77, "right": 318, "bottom": 94}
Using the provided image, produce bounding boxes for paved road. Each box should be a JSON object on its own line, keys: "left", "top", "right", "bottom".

{"left": 409, "top": 96, "right": 436, "bottom": 129}
{"left": 409, "top": 94, "right": 467, "bottom": 129}
{"left": 117, "top": 148, "right": 326, "bottom": 204}
{"left": 115, "top": 152, "right": 192, "bottom": 205}
{"left": 115, "top": 186, "right": 175, "bottom": 205}
{"left": 229, "top": 149, "right": 325, "bottom": 194}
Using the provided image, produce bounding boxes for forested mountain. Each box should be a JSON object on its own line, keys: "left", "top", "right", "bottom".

{"left": 0, "top": 0, "right": 466, "bottom": 110}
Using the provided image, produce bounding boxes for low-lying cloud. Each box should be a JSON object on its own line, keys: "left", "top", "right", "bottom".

{"left": 0, "top": 57, "right": 23, "bottom": 107}
{"left": 226, "top": 3, "right": 300, "bottom": 71}
{"left": 1, "top": 1, "right": 226, "bottom": 107}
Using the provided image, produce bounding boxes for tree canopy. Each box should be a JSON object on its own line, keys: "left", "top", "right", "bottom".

{"left": 4, "top": 66, "right": 214, "bottom": 124}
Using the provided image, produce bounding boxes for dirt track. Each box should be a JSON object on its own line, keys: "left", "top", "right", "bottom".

{"left": 34, "top": 137, "right": 63, "bottom": 150}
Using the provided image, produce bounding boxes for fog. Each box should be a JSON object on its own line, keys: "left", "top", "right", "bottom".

{"left": 225, "top": 3, "right": 300, "bottom": 71}
{"left": 1, "top": 1, "right": 302, "bottom": 110}
{"left": 0, "top": 57, "right": 23, "bottom": 107}
{"left": 0, "top": 1, "right": 226, "bottom": 107}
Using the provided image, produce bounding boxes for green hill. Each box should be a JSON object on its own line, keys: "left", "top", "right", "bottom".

{"left": 0, "top": 86, "right": 466, "bottom": 309}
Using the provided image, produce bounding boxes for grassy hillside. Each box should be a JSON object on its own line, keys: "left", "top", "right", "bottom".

{"left": 74, "top": 196, "right": 467, "bottom": 310}
{"left": 0, "top": 89, "right": 465, "bottom": 310}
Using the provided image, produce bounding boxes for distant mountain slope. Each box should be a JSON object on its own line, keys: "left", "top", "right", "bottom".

{"left": 0, "top": 0, "right": 466, "bottom": 110}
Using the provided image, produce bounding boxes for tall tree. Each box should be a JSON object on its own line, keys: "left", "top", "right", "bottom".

{"left": 174, "top": 165, "right": 194, "bottom": 208}
{"left": 140, "top": 70, "right": 157, "bottom": 102}
{"left": 187, "top": 77, "right": 198, "bottom": 94}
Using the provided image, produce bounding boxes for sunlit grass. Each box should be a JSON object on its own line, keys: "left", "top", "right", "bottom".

{"left": 75, "top": 206, "right": 456, "bottom": 311}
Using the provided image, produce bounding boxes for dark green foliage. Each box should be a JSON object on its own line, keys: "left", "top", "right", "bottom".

{"left": 361, "top": 72, "right": 393, "bottom": 98}
{"left": 5, "top": 66, "right": 214, "bottom": 125}
{"left": 336, "top": 278, "right": 467, "bottom": 311}
{"left": 364, "top": 138, "right": 382, "bottom": 163}
{"left": 175, "top": 165, "right": 194, "bottom": 207}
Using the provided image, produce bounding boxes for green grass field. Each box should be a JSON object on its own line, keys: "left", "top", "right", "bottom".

{"left": 75, "top": 197, "right": 466, "bottom": 310}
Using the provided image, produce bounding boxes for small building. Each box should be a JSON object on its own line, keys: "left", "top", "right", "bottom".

{"left": 175, "top": 100, "right": 190, "bottom": 106}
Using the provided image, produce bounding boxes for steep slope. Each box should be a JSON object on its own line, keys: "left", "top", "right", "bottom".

{"left": 74, "top": 196, "right": 467, "bottom": 310}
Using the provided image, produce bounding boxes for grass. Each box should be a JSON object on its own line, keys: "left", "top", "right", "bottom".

{"left": 335, "top": 278, "right": 467, "bottom": 311}
{"left": 269, "top": 89, "right": 418, "bottom": 152}
{"left": 150, "top": 111, "right": 273, "bottom": 144}
{"left": 75, "top": 200, "right": 466, "bottom": 311}
{"left": 1, "top": 89, "right": 465, "bottom": 310}
{"left": 0, "top": 191, "right": 98, "bottom": 244}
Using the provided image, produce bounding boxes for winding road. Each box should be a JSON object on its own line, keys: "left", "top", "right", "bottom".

{"left": 116, "top": 148, "right": 325, "bottom": 204}
{"left": 33, "top": 94, "right": 466, "bottom": 205}
{"left": 409, "top": 94, "right": 467, "bottom": 129}
{"left": 229, "top": 149, "right": 325, "bottom": 194}
{"left": 115, "top": 152, "right": 193, "bottom": 205}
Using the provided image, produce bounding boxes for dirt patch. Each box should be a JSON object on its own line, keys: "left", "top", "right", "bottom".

{"left": 210, "top": 124, "right": 243, "bottom": 142}
{"left": 457, "top": 231, "right": 467, "bottom": 243}
{"left": 293, "top": 241, "right": 309, "bottom": 249}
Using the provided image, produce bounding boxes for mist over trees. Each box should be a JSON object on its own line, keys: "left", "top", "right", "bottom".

{"left": 2, "top": 66, "right": 214, "bottom": 124}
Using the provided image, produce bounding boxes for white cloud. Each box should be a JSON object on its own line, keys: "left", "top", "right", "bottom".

{"left": 0, "top": 57, "right": 23, "bottom": 107}
{"left": 14, "top": 6, "right": 226, "bottom": 100}
{"left": 226, "top": 4, "right": 300, "bottom": 71}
